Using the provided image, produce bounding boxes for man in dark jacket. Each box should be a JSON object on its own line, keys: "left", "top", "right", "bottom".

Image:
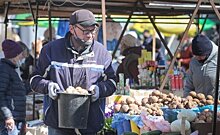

{"left": 0, "top": 39, "right": 27, "bottom": 135}
{"left": 30, "top": 9, "right": 116, "bottom": 135}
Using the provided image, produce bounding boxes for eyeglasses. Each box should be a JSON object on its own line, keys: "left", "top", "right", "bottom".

{"left": 75, "top": 25, "right": 98, "bottom": 35}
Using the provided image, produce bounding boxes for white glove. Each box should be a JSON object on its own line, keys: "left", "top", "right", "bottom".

{"left": 48, "top": 82, "right": 60, "bottom": 100}
{"left": 89, "top": 85, "right": 99, "bottom": 102}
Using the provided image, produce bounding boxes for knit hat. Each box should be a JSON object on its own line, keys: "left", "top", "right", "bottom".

{"left": 192, "top": 34, "right": 213, "bottom": 56}
{"left": 120, "top": 34, "right": 138, "bottom": 53}
{"left": 2, "top": 39, "right": 23, "bottom": 59}
{"left": 69, "top": 9, "right": 99, "bottom": 27}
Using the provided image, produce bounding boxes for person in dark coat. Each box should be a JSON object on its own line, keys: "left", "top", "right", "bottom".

{"left": 116, "top": 34, "right": 142, "bottom": 84}
{"left": 0, "top": 39, "right": 27, "bottom": 135}
{"left": 142, "top": 29, "right": 152, "bottom": 47}
{"left": 17, "top": 41, "right": 31, "bottom": 80}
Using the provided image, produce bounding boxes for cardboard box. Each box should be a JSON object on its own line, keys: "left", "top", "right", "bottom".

{"left": 191, "top": 122, "right": 220, "bottom": 135}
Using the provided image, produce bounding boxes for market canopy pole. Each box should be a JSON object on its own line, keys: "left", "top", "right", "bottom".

{"left": 159, "top": 0, "right": 202, "bottom": 91}
{"left": 48, "top": 1, "right": 52, "bottom": 41}
{"left": 199, "top": 14, "right": 209, "bottom": 34}
{"left": 148, "top": 16, "right": 173, "bottom": 60}
{"left": 33, "top": 1, "right": 39, "bottom": 120}
{"left": 27, "top": 0, "right": 35, "bottom": 22}
{"left": 209, "top": 1, "right": 220, "bottom": 134}
{"left": 101, "top": 0, "right": 107, "bottom": 48}
{"left": 139, "top": 1, "right": 173, "bottom": 59}
{"left": 3, "top": 1, "right": 10, "bottom": 39}
{"left": 112, "top": 0, "right": 138, "bottom": 58}
{"left": 28, "top": 0, "right": 37, "bottom": 120}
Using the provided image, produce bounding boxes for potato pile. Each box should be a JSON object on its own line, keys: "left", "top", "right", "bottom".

{"left": 167, "top": 91, "right": 217, "bottom": 109}
{"left": 114, "top": 96, "right": 164, "bottom": 116}
{"left": 194, "top": 109, "right": 220, "bottom": 123}
{"left": 113, "top": 90, "right": 219, "bottom": 116}
{"left": 141, "top": 90, "right": 186, "bottom": 109}
{"left": 114, "top": 97, "right": 142, "bottom": 115}
{"left": 114, "top": 91, "right": 164, "bottom": 116}
{"left": 145, "top": 90, "right": 183, "bottom": 109}
{"left": 64, "top": 86, "right": 89, "bottom": 95}
{"left": 185, "top": 91, "right": 215, "bottom": 107}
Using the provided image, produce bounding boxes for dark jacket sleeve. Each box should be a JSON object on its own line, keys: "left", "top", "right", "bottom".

{"left": 30, "top": 46, "right": 52, "bottom": 94}
{"left": 96, "top": 51, "right": 117, "bottom": 98}
{"left": 0, "top": 66, "right": 13, "bottom": 120}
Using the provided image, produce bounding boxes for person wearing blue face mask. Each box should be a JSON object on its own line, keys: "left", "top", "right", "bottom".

{"left": 0, "top": 39, "right": 28, "bottom": 135}
{"left": 30, "top": 9, "right": 116, "bottom": 135}
{"left": 183, "top": 34, "right": 219, "bottom": 98}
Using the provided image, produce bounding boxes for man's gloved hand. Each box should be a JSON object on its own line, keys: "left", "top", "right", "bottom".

{"left": 89, "top": 85, "right": 99, "bottom": 102}
{"left": 48, "top": 82, "right": 60, "bottom": 100}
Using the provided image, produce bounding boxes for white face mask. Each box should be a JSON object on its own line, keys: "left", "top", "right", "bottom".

{"left": 16, "top": 59, "right": 22, "bottom": 67}
{"left": 20, "top": 58, "right": 25, "bottom": 64}
{"left": 15, "top": 54, "right": 24, "bottom": 67}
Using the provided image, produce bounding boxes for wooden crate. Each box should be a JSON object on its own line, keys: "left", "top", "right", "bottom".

{"left": 191, "top": 122, "right": 220, "bottom": 135}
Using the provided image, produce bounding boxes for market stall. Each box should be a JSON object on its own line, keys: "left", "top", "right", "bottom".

{"left": 0, "top": 0, "right": 219, "bottom": 135}
{"left": 108, "top": 89, "right": 220, "bottom": 135}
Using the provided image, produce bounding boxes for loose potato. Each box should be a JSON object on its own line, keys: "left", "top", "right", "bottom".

{"left": 152, "top": 90, "right": 161, "bottom": 96}
{"left": 160, "top": 93, "right": 167, "bottom": 99}
{"left": 148, "top": 96, "right": 158, "bottom": 103}
{"left": 156, "top": 110, "right": 164, "bottom": 116}
{"left": 169, "top": 103, "right": 177, "bottom": 109}
{"left": 166, "top": 98, "right": 172, "bottom": 102}
{"left": 120, "top": 104, "right": 129, "bottom": 113}
{"left": 126, "top": 97, "right": 135, "bottom": 104}
{"left": 185, "top": 102, "right": 193, "bottom": 109}
{"left": 114, "top": 104, "right": 121, "bottom": 113}
{"left": 177, "top": 104, "right": 184, "bottom": 109}
{"left": 197, "top": 120, "right": 206, "bottom": 123}
{"left": 206, "top": 117, "right": 212, "bottom": 123}
{"left": 200, "top": 98, "right": 206, "bottom": 104}
{"left": 197, "top": 93, "right": 205, "bottom": 100}
{"left": 129, "top": 103, "right": 138, "bottom": 110}
{"left": 145, "top": 104, "right": 151, "bottom": 108}
{"left": 189, "top": 91, "right": 197, "bottom": 98}
{"left": 193, "top": 98, "right": 200, "bottom": 104}
{"left": 65, "top": 86, "right": 89, "bottom": 95}
{"left": 141, "top": 97, "right": 148, "bottom": 106}
{"left": 207, "top": 95, "right": 214, "bottom": 100}
{"left": 147, "top": 108, "right": 153, "bottom": 114}
{"left": 198, "top": 102, "right": 205, "bottom": 107}
{"left": 168, "top": 93, "right": 174, "bottom": 99}
{"left": 151, "top": 107, "right": 158, "bottom": 111}
{"left": 138, "top": 106, "right": 144, "bottom": 111}
{"left": 186, "top": 96, "right": 193, "bottom": 101}
{"left": 206, "top": 100, "right": 214, "bottom": 105}
{"left": 134, "top": 100, "right": 141, "bottom": 106}
{"left": 198, "top": 115, "right": 206, "bottom": 121}
{"left": 120, "top": 99, "right": 127, "bottom": 105}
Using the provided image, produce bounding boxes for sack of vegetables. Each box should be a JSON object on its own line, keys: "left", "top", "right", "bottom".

{"left": 58, "top": 86, "right": 91, "bottom": 129}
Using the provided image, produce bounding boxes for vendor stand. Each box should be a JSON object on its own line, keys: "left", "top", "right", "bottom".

{"left": 108, "top": 89, "right": 220, "bottom": 135}
{"left": 1, "top": 0, "right": 220, "bottom": 135}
